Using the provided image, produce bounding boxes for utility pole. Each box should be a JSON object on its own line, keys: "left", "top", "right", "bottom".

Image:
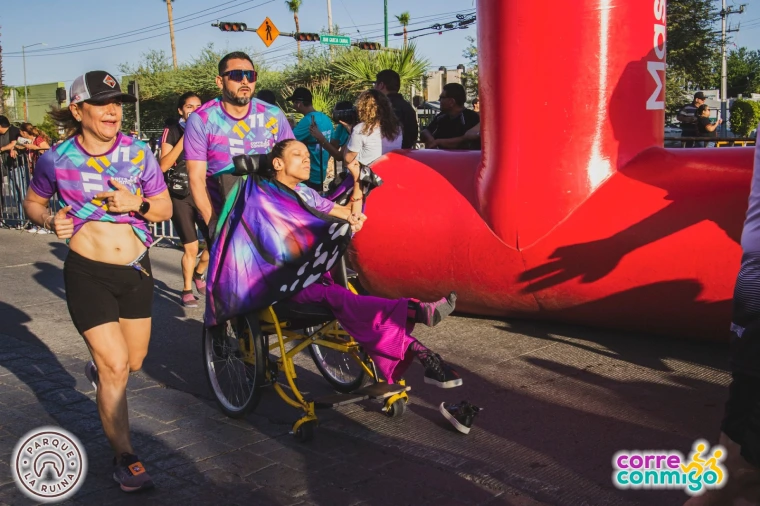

{"left": 720, "top": 1, "right": 745, "bottom": 136}
{"left": 327, "top": 0, "right": 333, "bottom": 33}
{"left": 21, "top": 42, "right": 45, "bottom": 122}
{"left": 384, "top": 0, "right": 388, "bottom": 47}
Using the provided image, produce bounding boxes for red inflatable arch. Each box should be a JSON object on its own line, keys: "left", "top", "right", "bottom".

{"left": 350, "top": 0, "right": 753, "bottom": 340}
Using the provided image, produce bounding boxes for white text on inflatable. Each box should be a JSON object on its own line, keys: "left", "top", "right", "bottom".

{"left": 647, "top": 0, "right": 666, "bottom": 110}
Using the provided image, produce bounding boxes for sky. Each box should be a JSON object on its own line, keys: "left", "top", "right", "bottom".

{"left": 0, "top": 0, "right": 477, "bottom": 88}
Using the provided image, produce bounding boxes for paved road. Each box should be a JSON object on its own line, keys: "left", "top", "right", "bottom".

{"left": 0, "top": 230, "right": 731, "bottom": 505}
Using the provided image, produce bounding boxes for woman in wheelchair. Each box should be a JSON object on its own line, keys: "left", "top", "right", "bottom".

{"left": 263, "top": 139, "right": 462, "bottom": 388}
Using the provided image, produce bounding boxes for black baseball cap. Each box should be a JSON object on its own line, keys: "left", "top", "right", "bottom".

{"left": 286, "top": 87, "right": 312, "bottom": 102}
{"left": 69, "top": 71, "right": 136, "bottom": 105}
{"left": 694, "top": 91, "right": 707, "bottom": 100}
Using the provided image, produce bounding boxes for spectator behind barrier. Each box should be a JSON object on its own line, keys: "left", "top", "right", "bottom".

{"left": 374, "top": 69, "right": 418, "bottom": 149}
{"left": 677, "top": 91, "right": 706, "bottom": 148}
{"left": 0, "top": 116, "right": 20, "bottom": 164}
{"left": 343, "top": 89, "right": 402, "bottom": 166}
{"left": 287, "top": 87, "right": 334, "bottom": 192}
{"left": 420, "top": 83, "right": 480, "bottom": 150}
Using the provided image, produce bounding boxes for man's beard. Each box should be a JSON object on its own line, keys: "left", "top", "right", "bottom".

{"left": 224, "top": 88, "right": 251, "bottom": 106}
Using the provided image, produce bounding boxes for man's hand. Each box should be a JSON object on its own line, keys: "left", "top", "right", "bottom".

{"left": 424, "top": 139, "right": 438, "bottom": 149}
{"left": 50, "top": 205, "right": 74, "bottom": 239}
{"left": 9, "top": 149, "right": 17, "bottom": 159}
{"left": 94, "top": 179, "right": 142, "bottom": 213}
{"left": 309, "top": 122, "right": 327, "bottom": 143}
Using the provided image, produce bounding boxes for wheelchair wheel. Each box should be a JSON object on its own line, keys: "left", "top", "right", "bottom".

{"left": 386, "top": 398, "right": 407, "bottom": 418}
{"left": 308, "top": 323, "right": 369, "bottom": 394}
{"left": 203, "top": 314, "right": 265, "bottom": 418}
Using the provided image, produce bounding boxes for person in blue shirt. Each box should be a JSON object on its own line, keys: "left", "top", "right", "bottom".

{"left": 287, "top": 87, "right": 334, "bottom": 192}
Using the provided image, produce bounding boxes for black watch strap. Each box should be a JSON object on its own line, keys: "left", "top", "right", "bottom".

{"left": 139, "top": 199, "right": 151, "bottom": 215}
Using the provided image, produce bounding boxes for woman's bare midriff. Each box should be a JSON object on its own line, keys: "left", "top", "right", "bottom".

{"left": 69, "top": 222, "right": 147, "bottom": 265}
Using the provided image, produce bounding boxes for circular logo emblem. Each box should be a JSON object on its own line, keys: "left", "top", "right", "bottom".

{"left": 11, "top": 426, "right": 87, "bottom": 503}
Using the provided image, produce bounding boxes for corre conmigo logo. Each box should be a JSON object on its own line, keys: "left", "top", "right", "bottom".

{"left": 11, "top": 426, "right": 87, "bottom": 503}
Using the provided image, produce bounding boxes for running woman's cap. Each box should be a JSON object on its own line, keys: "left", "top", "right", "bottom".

{"left": 69, "top": 71, "right": 137, "bottom": 105}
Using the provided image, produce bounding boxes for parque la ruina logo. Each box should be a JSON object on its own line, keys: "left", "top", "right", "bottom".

{"left": 612, "top": 439, "right": 727, "bottom": 496}
{"left": 11, "top": 426, "right": 87, "bottom": 503}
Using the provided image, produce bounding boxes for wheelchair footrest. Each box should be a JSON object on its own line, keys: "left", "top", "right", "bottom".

{"left": 314, "top": 393, "right": 369, "bottom": 409}
{"left": 354, "top": 382, "right": 410, "bottom": 400}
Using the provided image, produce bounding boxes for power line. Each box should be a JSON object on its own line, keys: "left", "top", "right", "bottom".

{"left": 4, "top": 1, "right": 276, "bottom": 58}
{"left": 4, "top": 0, "right": 248, "bottom": 55}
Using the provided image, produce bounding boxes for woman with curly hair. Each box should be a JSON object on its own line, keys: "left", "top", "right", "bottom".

{"left": 343, "top": 88, "right": 403, "bottom": 166}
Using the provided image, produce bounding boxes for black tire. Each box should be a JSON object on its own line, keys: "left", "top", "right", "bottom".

{"left": 294, "top": 420, "right": 316, "bottom": 442}
{"left": 386, "top": 398, "right": 407, "bottom": 418}
{"left": 203, "top": 314, "right": 265, "bottom": 418}
{"left": 308, "top": 323, "right": 370, "bottom": 393}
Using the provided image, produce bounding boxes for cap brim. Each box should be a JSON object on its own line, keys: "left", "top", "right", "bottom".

{"left": 86, "top": 90, "right": 137, "bottom": 104}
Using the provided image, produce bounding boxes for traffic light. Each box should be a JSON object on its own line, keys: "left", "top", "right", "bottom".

{"left": 218, "top": 21, "right": 247, "bottom": 32}
{"left": 354, "top": 41, "right": 382, "bottom": 50}
{"left": 127, "top": 81, "right": 137, "bottom": 96}
{"left": 294, "top": 32, "right": 320, "bottom": 42}
{"left": 55, "top": 87, "right": 66, "bottom": 103}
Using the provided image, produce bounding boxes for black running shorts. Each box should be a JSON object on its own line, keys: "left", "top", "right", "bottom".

{"left": 721, "top": 252, "right": 760, "bottom": 467}
{"left": 63, "top": 250, "right": 154, "bottom": 334}
{"left": 170, "top": 193, "right": 209, "bottom": 245}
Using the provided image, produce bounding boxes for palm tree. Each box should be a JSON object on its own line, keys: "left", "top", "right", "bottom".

{"left": 285, "top": 0, "right": 303, "bottom": 59}
{"left": 332, "top": 42, "right": 428, "bottom": 96}
{"left": 395, "top": 12, "right": 410, "bottom": 49}
{"left": 163, "top": 0, "right": 178, "bottom": 70}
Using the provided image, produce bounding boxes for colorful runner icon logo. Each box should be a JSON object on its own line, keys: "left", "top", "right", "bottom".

{"left": 612, "top": 439, "right": 727, "bottom": 496}
{"left": 11, "top": 426, "right": 88, "bottom": 503}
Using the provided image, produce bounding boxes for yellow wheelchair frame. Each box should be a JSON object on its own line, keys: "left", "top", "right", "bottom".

{"left": 204, "top": 282, "right": 410, "bottom": 442}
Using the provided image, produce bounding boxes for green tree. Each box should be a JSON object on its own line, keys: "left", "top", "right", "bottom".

{"left": 461, "top": 35, "right": 478, "bottom": 100}
{"left": 285, "top": 0, "right": 303, "bottom": 59}
{"left": 330, "top": 43, "right": 429, "bottom": 96}
{"left": 395, "top": 12, "right": 410, "bottom": 48}
{"left": 727, "top": 48, "right": 760, "bottom": 98}
{"left": 118, "top": 45, "right": 281, "bottom": 132}
{"left": 666, "top": 0, "right": 721, "bottom": 113}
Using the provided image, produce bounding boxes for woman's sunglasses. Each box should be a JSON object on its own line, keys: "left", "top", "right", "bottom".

{"left": 221, "top": 69, "right": 257, "bottom": 83}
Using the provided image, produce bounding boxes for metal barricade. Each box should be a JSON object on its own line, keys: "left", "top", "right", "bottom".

{"left": 0, "top": 154, "right": 32, "bottom": 227}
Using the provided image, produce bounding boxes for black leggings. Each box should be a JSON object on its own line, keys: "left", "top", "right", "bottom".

{"left": 63, "top": 250, "right": 153, "bottom": 334}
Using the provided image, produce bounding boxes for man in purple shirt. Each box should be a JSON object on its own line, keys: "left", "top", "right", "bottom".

{"left": 184, "top": 51, "right": 294, "bottom": 238}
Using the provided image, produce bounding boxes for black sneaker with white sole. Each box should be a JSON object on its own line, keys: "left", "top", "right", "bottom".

{"left": 421, "top": 353, "right": 463, "bottom": 388}
{"left": 440, "top": 401, "right": 481, "bottom": 434}
{"left": 85, "top": 360, "right": 99, "bottom": 391}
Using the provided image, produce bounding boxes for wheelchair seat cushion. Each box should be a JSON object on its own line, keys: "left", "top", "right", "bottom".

{"left": 272, "top": 300, "right": 335, "bottom": 325}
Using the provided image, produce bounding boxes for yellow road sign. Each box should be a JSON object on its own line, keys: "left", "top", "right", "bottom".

{"left": 256, "top": 17, "right": 279, "bottom": 47}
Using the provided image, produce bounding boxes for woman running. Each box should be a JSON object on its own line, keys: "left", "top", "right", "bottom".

{"left": 262, "top": 138, "right": 461, "bottom": 387}
{"left": 23, "top": 71, "right": 172, "bottom": 493}
{"left": 160, "top": 92, "right": 210, "bottom": 307}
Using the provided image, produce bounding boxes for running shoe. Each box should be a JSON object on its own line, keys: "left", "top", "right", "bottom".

{"left": 84, "top": 360, "right": 99, "bottom": 391}
{"left": 36, "top": 228, "right": 52, "bottom": 235}
{"left": 113, "top": 453, "right": 154, "bottom": 492}
{"left": 440, "top": 401, "right": 481, "bottom": 434}
{"left": 27, "top": 226, "right": 39, "bottom": 234}
{"left": 193, "top": 273, "right": 207, "bottom": 296}
{"left": 182, "top": 291, "right": 198, "bottom": 308}
{"left": 421, "top": 353, "right": 463, "bottom": 388}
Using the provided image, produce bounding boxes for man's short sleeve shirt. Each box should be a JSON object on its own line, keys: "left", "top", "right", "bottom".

{"left": 184, "top": 97, "right": 295, "bottom": 212}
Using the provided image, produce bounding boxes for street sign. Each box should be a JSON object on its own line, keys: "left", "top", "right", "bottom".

{"left": 320, "top": 34, "right": 351, "bottom": 47}
{"left": 256, "top": 17, "right": 279, "bottom": 47}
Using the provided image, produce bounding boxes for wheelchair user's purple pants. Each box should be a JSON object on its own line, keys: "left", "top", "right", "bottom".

{"left": 289, "top": 276, "right": 417, "bottom": 383}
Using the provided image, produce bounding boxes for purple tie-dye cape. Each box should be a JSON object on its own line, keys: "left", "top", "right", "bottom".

{"left": 204, "top": 168, "right": 381, "bottom": 327}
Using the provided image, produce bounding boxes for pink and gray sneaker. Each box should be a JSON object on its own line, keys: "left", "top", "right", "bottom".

{"left": 193, "top": 272, "right": 206, "bottom": 296}
{"left": 415, "top": 291, "right": 457, "bottom": 327}
{"left": 113, "top": 453, "right": 154, "bottom": 492}
{"left": 182, "top": 291, "right": 198, "bottom": 308}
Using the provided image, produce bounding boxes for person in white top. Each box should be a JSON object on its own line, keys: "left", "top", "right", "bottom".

{"left": 344, "top": 89, "right": 403, "bottom": 166}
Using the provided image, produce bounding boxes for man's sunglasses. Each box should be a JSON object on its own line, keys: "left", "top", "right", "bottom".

{"left": 221, "top": 69, "right": 257, "bottom": 82}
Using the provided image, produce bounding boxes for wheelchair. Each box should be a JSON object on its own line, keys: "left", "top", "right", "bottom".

{"left": 202, "top": 254, "right": 410, "bottom": 442}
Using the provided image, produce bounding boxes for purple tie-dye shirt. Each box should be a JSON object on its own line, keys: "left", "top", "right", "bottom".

{"left": 30, "top": 132, "right": 167, "bottom": 247}
{"left": 183, "top": 97, "right": 294, "bottom": 214}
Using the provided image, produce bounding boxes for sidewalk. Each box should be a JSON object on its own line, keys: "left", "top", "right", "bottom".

{"left": 0, "top": 230, "right": 732, "bottom": 505}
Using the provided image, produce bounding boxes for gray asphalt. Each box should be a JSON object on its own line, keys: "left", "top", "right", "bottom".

{"left": 0, "top": 229, "right": 730, "bottom": 505}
